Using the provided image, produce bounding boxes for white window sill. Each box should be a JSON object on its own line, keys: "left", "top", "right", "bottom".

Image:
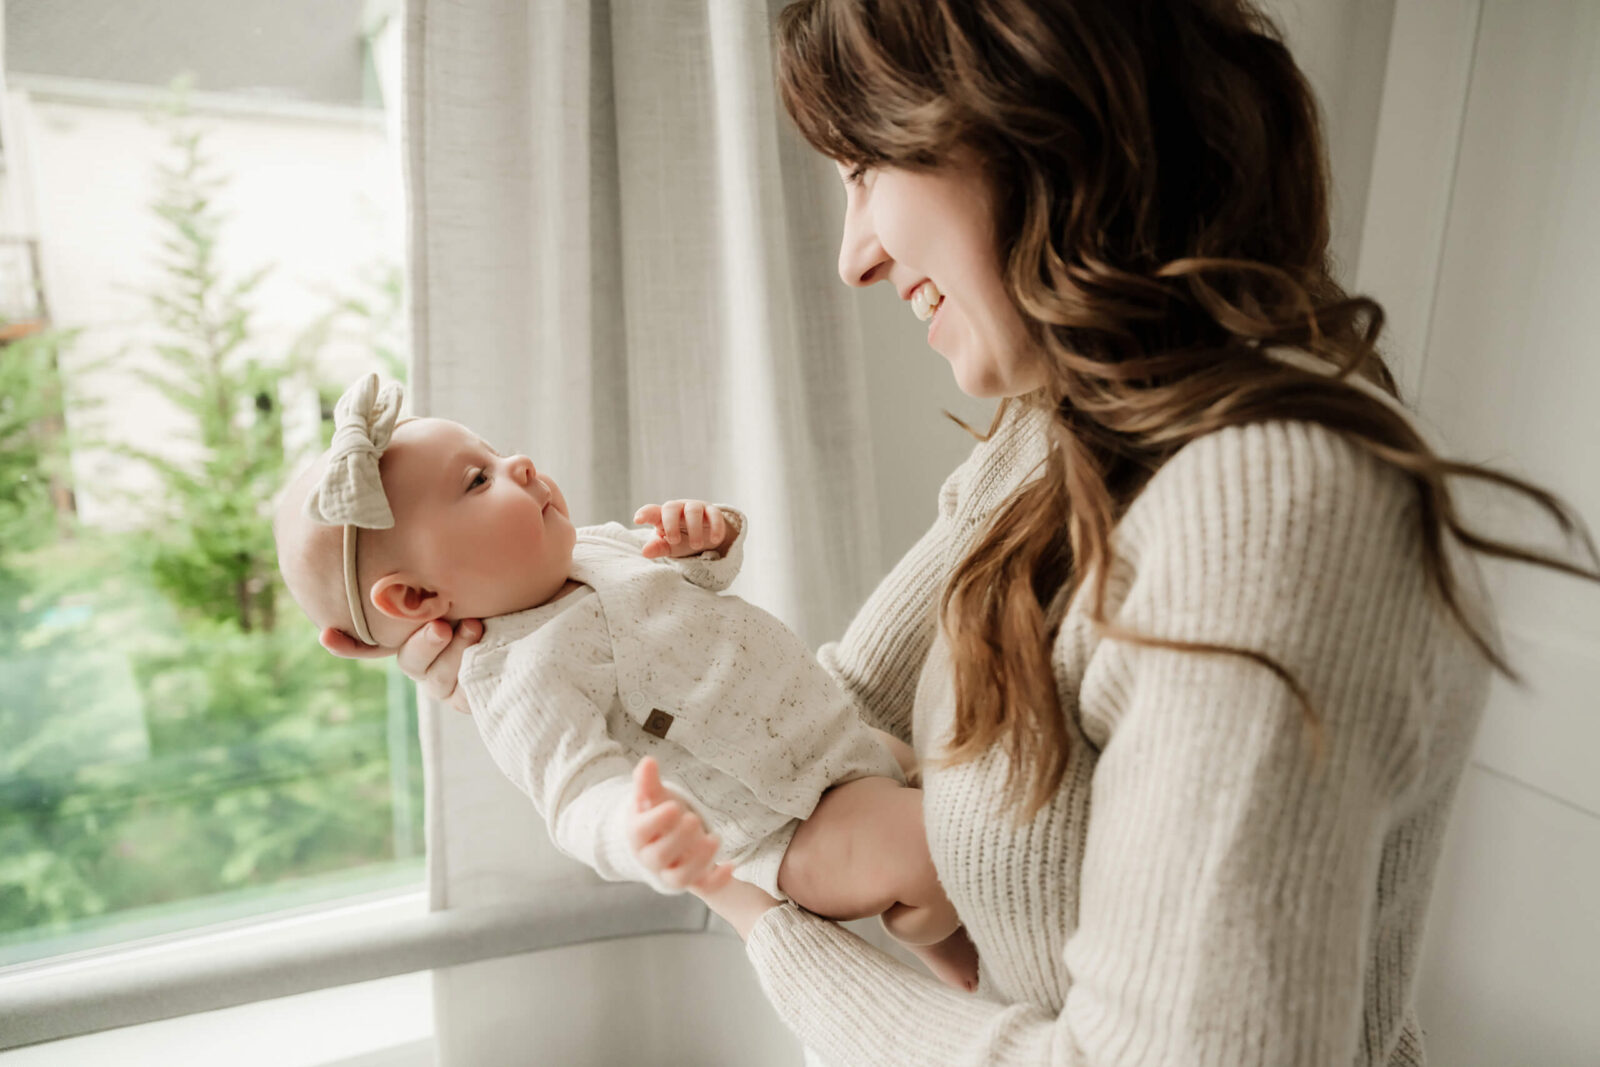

{"left": 0, "top": 892, "right": 433, "bottom": 1067}
{"left": 0, "top": 973, "right": 434, "bottom": 1067}
{"left": 0, "top": 881, "right": 705, "bottom": 1053}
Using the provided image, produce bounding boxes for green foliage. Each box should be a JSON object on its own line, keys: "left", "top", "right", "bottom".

{"left": 0, "top": 90, "right": 419, "bottom": 957}
{"left": 0, "top": 328, "right": 78, "bottom": 655}
{"left": 120, "top": 101, "right": 300, "bottom": 633}
{"left": 0, "top": 329, "right": 71, "bottom": 561}
{"left": 0, "top": 603, "right": 413, "bottom": 938}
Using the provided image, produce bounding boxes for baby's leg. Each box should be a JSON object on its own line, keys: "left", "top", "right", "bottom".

{"left": 778, "top": 776, "right": 977, "bottom": 990}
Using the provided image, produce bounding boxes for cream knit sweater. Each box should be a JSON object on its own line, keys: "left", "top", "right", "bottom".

{"left": 745, "top": 403, "right": 1491, "bottom": 1066}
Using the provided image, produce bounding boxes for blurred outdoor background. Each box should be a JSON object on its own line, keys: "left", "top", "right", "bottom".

{"left": 0, "top": 0, "right": 421, "bottom": 967}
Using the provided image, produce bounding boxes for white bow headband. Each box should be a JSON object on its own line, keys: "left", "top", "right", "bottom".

{"left": 303, "top": 372, "right": 406, "bottom": 646}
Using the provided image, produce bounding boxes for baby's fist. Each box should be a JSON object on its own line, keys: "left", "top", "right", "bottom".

{"left": 633, "top": 500, "right": 734, "bottom": 559}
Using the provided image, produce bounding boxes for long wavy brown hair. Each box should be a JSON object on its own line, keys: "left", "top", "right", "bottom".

{"left": 776, "top": 0, "right": 1600, "bottom": 818}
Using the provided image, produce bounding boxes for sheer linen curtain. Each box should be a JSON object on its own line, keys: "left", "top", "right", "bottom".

{"left": 404, "top": 0, "right": 877, "bottom": 1060}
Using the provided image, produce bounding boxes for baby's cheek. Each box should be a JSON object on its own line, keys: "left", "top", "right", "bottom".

{"left": 486, "top": 520, "right": 536, "bottom": 571}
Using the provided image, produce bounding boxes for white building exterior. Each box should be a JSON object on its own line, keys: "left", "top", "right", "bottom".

{"left": 0, "top": 0, "right": 404, "bottom": 528}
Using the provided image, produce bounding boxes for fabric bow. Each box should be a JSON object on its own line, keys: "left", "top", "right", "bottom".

{"left": 303, "top": 372, "right": 405, "bottom": 529}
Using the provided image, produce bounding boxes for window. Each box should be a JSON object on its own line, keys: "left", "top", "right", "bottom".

{"left": 0, "top": 0, "right": 420, "bottom": 969}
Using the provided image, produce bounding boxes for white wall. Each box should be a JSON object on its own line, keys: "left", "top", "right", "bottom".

{"left": 1356, "top": 4, "right": 1600, "bottom": 1063}
{"left": 435, "top": 933, "right": 802, "bottom": 1067}
{"left": 1261, "top": 0, "right": 1397, "bottom": 283}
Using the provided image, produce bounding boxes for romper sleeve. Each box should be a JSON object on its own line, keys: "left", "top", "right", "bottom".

{"left": 743, "top": 422, "right": 1458, "bottom": 1065}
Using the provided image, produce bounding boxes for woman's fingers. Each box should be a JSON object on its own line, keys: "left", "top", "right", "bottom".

{"left": 395, "top": 618, "right": 483, "bottom": 712}
{"left": 319, "top": 627, "right": 391, "bottom": 660}
{"left": 395, "top": 620, "right": 449, "bottom": 681}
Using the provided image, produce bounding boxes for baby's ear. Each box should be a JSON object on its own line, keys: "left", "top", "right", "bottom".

{"left": 370, "top": 574, "right": 448, "bottom": 623}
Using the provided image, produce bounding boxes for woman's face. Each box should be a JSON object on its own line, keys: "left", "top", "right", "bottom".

{"left": 835, "top": 156, "right": 1045, "bottom": 398}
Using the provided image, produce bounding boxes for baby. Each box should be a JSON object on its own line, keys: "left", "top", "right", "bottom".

{"left": 273, "top": 374, "right": 979, "bottom": 990}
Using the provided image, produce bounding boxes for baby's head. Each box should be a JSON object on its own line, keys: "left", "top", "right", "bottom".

{"left": 275, "top": 380, "right": 576, "bottom": 653}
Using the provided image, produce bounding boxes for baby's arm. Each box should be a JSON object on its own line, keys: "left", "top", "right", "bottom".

{"left": 465, "top": 655, "right": 714, "bottom": 894}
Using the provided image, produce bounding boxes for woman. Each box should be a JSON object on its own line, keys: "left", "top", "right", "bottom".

{"left": 330, "top": 0, "right": 1599, "bottom": 1061}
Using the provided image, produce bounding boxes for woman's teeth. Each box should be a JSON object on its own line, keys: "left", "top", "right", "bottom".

{"left": 911, "top": 281, "right": 944, "bottom": 322}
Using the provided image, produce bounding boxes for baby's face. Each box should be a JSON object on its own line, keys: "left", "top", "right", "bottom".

{"left": 379, "top": 417, "right": 576, "bottom": 621}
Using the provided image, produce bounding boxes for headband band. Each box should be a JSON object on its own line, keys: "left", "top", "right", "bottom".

{"left": 303, "top": 372, "right": 405, "bottom": 647}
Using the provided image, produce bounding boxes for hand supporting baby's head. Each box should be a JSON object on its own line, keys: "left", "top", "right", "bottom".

{"left": 274, "top": 377, "right": 579, "bottom": 654}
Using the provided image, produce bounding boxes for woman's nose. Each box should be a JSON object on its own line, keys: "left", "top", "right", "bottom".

{"left": 838, "top": 205, "right": 889, "bottom": 288}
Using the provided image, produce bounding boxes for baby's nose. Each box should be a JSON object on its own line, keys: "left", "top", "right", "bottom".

{"left": 510, "top": 455, "right": 536, "bottom": 485}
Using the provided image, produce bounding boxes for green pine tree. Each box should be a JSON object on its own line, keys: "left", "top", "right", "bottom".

{"left": 123, "top": 97, "right": 308, "bottom": 632}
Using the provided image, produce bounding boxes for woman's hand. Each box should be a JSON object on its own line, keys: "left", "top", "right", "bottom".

{"left": 633, "top": 500, "right": 736, "bottom": 559}
{"left": 321, "top": 619, "right": 483, "bottom": 715}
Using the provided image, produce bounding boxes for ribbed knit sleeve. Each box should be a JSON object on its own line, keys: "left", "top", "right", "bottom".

{"left": 813, "top": 498, "right": 958, "bottom": 744}
{"left": 817, "top": 404, "right": 1052, "bottom": 743}
{"left": 746, "top": 421, "right": 1477, "bottom": 1066}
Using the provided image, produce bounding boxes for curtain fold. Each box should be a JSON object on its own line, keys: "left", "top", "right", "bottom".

{"left": 405, "top": 0, "right": 878, "bottom": 1060}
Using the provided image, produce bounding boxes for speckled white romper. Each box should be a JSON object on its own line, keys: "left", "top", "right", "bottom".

{"left": 460, "top": 513, "right": 903, "bottom": 898}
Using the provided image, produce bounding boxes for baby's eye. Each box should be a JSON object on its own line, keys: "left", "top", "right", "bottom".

{"left": 467, "top": 469, "right": 488, "bottom": 491}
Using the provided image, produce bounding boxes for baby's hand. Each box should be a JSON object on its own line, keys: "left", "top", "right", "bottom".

{"left": 626, "top": 757, "right": 734, "bottom": 893}
{"left": 632, "top": 500, "right": 736, "bottom": 560}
